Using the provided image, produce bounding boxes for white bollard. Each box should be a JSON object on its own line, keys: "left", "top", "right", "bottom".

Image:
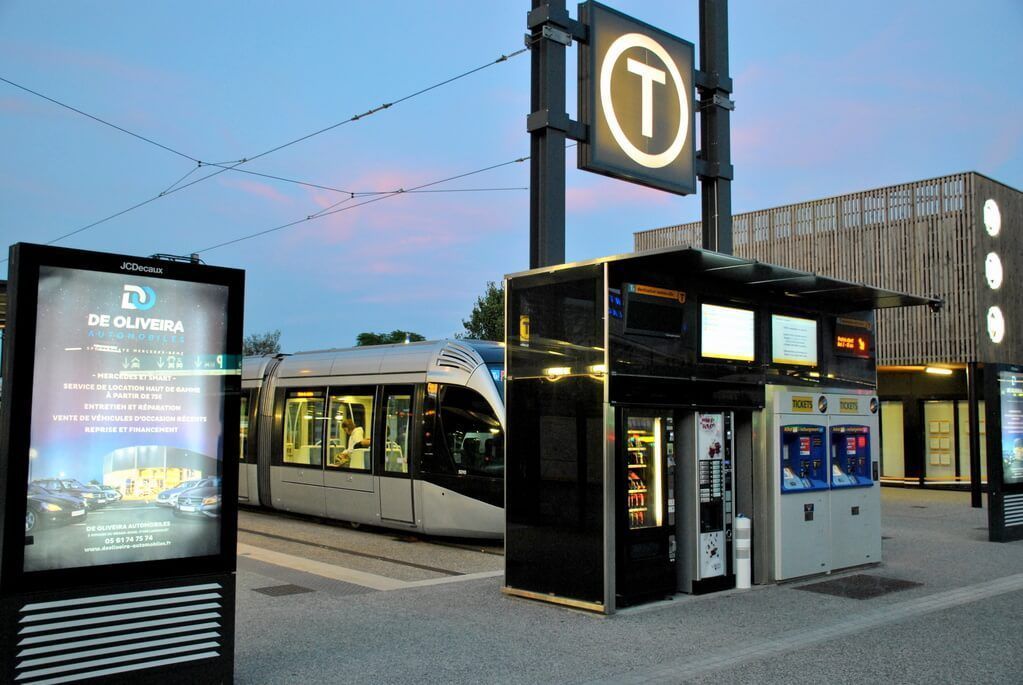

{"left": 734, "top": 514, "right": 752, "bottom": 589}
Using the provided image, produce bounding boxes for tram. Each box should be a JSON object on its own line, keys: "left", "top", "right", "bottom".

{"left": 239, "top": 340, "right": 505, "bottom": 538}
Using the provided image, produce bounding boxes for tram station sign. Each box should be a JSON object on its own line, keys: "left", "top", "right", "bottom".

{"left": 578, "top": 1, "right": 696, "bottom": 195}
{"left": 0, "top": 243, "right": 244, "bottom": 684}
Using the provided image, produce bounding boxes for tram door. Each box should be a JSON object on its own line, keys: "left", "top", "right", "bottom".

{"left": 378, "top": 386, "right": 415, "bottom": 523}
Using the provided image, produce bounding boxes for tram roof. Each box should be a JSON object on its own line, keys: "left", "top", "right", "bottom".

{"left": 505, "top": 246, "right": 941, "bottom": 312}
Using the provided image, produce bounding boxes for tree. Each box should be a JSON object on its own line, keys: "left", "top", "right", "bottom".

{"left": 458, "top": 281, "right": 504, "bottom": 341}
{"left": 356, "top": 330, "right": 426, "bottom": 346}
{"left": 243, "top": 329, "right": 282, "bottom": 356}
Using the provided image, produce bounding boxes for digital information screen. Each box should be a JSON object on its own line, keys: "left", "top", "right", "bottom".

{"left": 771, "top": 314, "right": 817, "bottom": 367}
{"left": 999, "top": 371, "right": 1023, "bottom": 486}
{"left": 24, "top": 266, "right": 233, "bottom": 573}
{"left": 701, "top": 304, "right": 755, "bottom": 362}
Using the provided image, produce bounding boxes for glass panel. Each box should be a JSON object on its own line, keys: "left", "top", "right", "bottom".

{"left": 880, "top": 401, "right": 905, "bottom": 479}
{"left": 240, "top": 393, "right": 249, "bottom": 462}
{"left": 625, "top": 414, "right": 664, "bottom": 529}
{"left": 283, "top": 392, "right": 324, "bottom": 466}
{"left": 434, "top": 385, "right": 503, "bottom": 477}
{"left": 923, "top": 401, "right": 955, "bottom": 484}
{"left": 326, "top": 391, "right": 374, "bottom": 470}
{"left": 384, "top": 393, "right": 412, "bottom": 474}
{"left": 956, "top": 400, "right": 987, "bottom": 484}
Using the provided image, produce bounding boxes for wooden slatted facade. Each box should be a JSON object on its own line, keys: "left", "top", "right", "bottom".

{"left": 635, "top": 172, "right": 988, "bottom": 366}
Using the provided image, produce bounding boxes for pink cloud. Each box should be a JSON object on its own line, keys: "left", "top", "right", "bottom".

{"left": 218, "top": 177, "right": 293, "bottom": 205}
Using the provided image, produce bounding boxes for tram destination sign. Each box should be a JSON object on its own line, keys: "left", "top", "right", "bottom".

{"left": 0, "top": 243, "right": 244, "bottom": 590}
{"left": 578, "top": 1, "right": 696, "bottom": 195}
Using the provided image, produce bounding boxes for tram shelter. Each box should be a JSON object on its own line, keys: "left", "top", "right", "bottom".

{"left": 502, "top": 246, "right": 937, "bottom": 612}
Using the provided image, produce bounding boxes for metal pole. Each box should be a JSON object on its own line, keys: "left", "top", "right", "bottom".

{"left": 529, "top": 0, "right": 567, "bottom": 269}
{"left": 967, "top": 362, "right": 982, "bottom": 508}
{"left": 698, "top": 0, "right": 733, "bottom": 255}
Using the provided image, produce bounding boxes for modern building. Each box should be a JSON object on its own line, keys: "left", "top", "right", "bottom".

{"left": 635, "top": 172, "right": 1021, "bottom": 491}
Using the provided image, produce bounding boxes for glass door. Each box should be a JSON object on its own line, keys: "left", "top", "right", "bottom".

{"left": 378, "top": 386, "right": 415, "bottom": 523}
{"left": 624, "top": 413, "right": 666, "bottom": 530}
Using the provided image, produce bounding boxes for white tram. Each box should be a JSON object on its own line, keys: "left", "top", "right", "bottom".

{"left": 239, "top": 340, "right": 504, "bottom": 538}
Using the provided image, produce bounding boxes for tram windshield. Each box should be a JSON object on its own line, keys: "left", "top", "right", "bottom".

{"left": 435, "top": 385, "right": 504, "bottom": 478}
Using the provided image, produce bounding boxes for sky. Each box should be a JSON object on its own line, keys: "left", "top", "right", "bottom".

{"left": 1, "top": 1, "right": 1020, "bottom": 353}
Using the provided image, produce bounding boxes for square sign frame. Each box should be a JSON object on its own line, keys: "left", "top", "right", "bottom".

{"left": 0, "top": 243, "right": 244, "bottom": 684}
{"left": 578, "top": 1, "right": 697, "bottom": 195}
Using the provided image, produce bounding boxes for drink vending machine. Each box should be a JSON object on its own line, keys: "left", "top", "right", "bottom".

{"left": 677, "top": 412, "right": 735, "bottom": 593}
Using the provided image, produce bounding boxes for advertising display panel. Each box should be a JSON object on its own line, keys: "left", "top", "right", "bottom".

{"left": 700, "top": 303, "right": 755, "bottom": 362}
{"left": 1, "top": 244, "right": 243, "bottom": 590}
{"left": 771, "top": 314, "right": 818, "bottom": 367}
{"left": 998, "top": 371, "right": 1023, "bottom": 486}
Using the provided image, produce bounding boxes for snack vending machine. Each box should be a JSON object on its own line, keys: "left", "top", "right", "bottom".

{"left": 677, "top": 412, "right": 734, "bottom": 593}
{"left": 618, "top": 411, "right": 675, "bottom": 605}
{"left": 827, "top": 393, "right": 881, "bottom": 569}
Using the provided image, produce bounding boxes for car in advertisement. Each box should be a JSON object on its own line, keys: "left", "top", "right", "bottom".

{"left": 155, "top": 479, "right": 205, "bottom": 508}
{"left": 99, "top": 485, "right": 123, "bottom": 502}
{"left": 26, "top": 483, "right": 88, "bottom": 533}
{"left": 33, "top": 478, "right": 109, "bottom": 510}
{"left": 174, "top": 477, "right": 222, "bottom": 519}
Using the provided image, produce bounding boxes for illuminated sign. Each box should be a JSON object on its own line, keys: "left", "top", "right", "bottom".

{"left": 578, "top": 1, "right": 696, "bottom": 195}
{"left": 998, "top": 371, "right": 1023, "bottom": 485}
{"left": 834, "top": 318, "right": 873, "bottom": 359}
{"left": 633, "top": 284, "right": 686, "bottom": 303}
{"left": 791, "top": 396, "right": 814, "bottom": 413}
{"left": 771, "top": 314, "right": 817, "bottom": 367}
{"left": 701, "top": 304, "right": 755, "bottom": 362}
{"left": 840, "top": 398, "right": 860, "bottom": 414}
{"left": 13, "top": 257, "right": 241, "bottom": 575}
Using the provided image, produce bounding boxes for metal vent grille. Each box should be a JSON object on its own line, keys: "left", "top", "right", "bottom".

{"left": 1005, "top": 493, "right": 1023, "bottom": 527}
{"left": 435, "top": 342, "right": 480, "bottom": 374}
{"left": 14, "top": 582, "right": 224, "bottom": 684}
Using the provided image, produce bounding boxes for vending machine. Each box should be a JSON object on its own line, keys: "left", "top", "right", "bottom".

{"left": 826, "top": 393, "right": 881, "bottom": 569}
{"left": 617, "top": 410, "right": 676, "bottom": 605}
{"left": 676, "top": 412, "right": 735, "bottom": 593}
{"left": 762, "top": 387, "right": 832, "bottom": 581}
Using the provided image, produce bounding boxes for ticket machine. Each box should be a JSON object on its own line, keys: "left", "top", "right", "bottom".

{"left": 677, "top": 412, "right": 735, "bottom": 593}
{"left": 761, "top": 387, "right": 832, "bottom": 581}
{"left": 827, "top": 393, "right": 881, "bottom": 569}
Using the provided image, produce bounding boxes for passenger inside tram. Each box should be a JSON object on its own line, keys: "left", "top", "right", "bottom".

{"left": 338, "top": 418, "right": 371, "bottom": 468}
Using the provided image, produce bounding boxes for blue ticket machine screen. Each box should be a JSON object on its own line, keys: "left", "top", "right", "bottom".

{"left": 830, "top": 425, "right": 872, "bottom": 488}
{"left": 780, "top": 425, "right": 828, "bottom": 492}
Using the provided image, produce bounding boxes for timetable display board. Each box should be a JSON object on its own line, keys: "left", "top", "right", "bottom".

{"left": 701, "top": 303, "right": 755, "bottom": 362}
{"left": 0, "top": 243, "right": 244, "bottom": 590}
{"left": 771, "top": 314, "right": 818, "bottom": 367}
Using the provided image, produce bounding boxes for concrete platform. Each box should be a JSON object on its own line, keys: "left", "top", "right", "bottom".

{"left": 234, "top": 489, "right": 1023, "bottom": 684}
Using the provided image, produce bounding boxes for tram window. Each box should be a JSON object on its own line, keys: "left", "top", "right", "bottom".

{"left": 282, "top": 391, "right": 325, "bottom": 466}
{"left": 434, "top": 386, "right": 503, "bottom": 478}
{"left": 326, "top": 390, "right": 374, "bottom": 471}
{"left": 240, "top": 392, "right": 250, "bottom": 463}
{"left": 384, "top": 393, "right": 412, "bottom": 474}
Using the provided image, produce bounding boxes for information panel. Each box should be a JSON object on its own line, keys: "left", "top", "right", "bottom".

{"left": 771, "top": 314, "right": 817, "bottom": 367}
{"left": 999, "top": 371, "right": 1023, "bottom": 486}
{"left": 701, "top": 304, "right": 755, "bottom": 362}
{"left": 23, "top": 265, "right": 234, "bottom": 573}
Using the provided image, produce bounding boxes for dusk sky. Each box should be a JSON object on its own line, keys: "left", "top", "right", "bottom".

{"left": 2, "top": 1, "right": 1020, "bottom": 352}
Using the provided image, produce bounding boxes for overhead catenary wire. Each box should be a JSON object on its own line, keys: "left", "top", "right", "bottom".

{"left": 0, "top": 43, "right": 532, "bottom": 258}
{"left": 195, "top": 155, "right": 531, "bottom": 254}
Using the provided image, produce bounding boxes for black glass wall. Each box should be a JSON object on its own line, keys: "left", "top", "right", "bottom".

{"left": 506, "top": 267, "right": 606, "bottom": 604}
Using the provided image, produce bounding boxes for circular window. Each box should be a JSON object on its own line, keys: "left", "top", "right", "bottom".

{"left": 985, "top": 252, "right": 1004, "bottom": 290}
{"left": 983, "top": 199, "right": 1001, "bottom": 237}
{"left": 987, "top": 306, "right": 1006, "bottom": 344}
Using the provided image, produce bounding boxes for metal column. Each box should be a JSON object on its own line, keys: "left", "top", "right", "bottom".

{"left": 698, "top": 0, "right": 734, "bottom": 255}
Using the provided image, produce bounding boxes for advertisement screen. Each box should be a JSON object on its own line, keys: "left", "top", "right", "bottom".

{"left": 771, "top": 314, "right": 817, "bottom": 367}
{"left": 701, "top": 304, "right": 755, "bottom": 362}
{"left": 24, "top": 266, "right": 233, "bottom": 573}
{"left": 999, "top": 371, "right": 1023, "bottom": 486}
